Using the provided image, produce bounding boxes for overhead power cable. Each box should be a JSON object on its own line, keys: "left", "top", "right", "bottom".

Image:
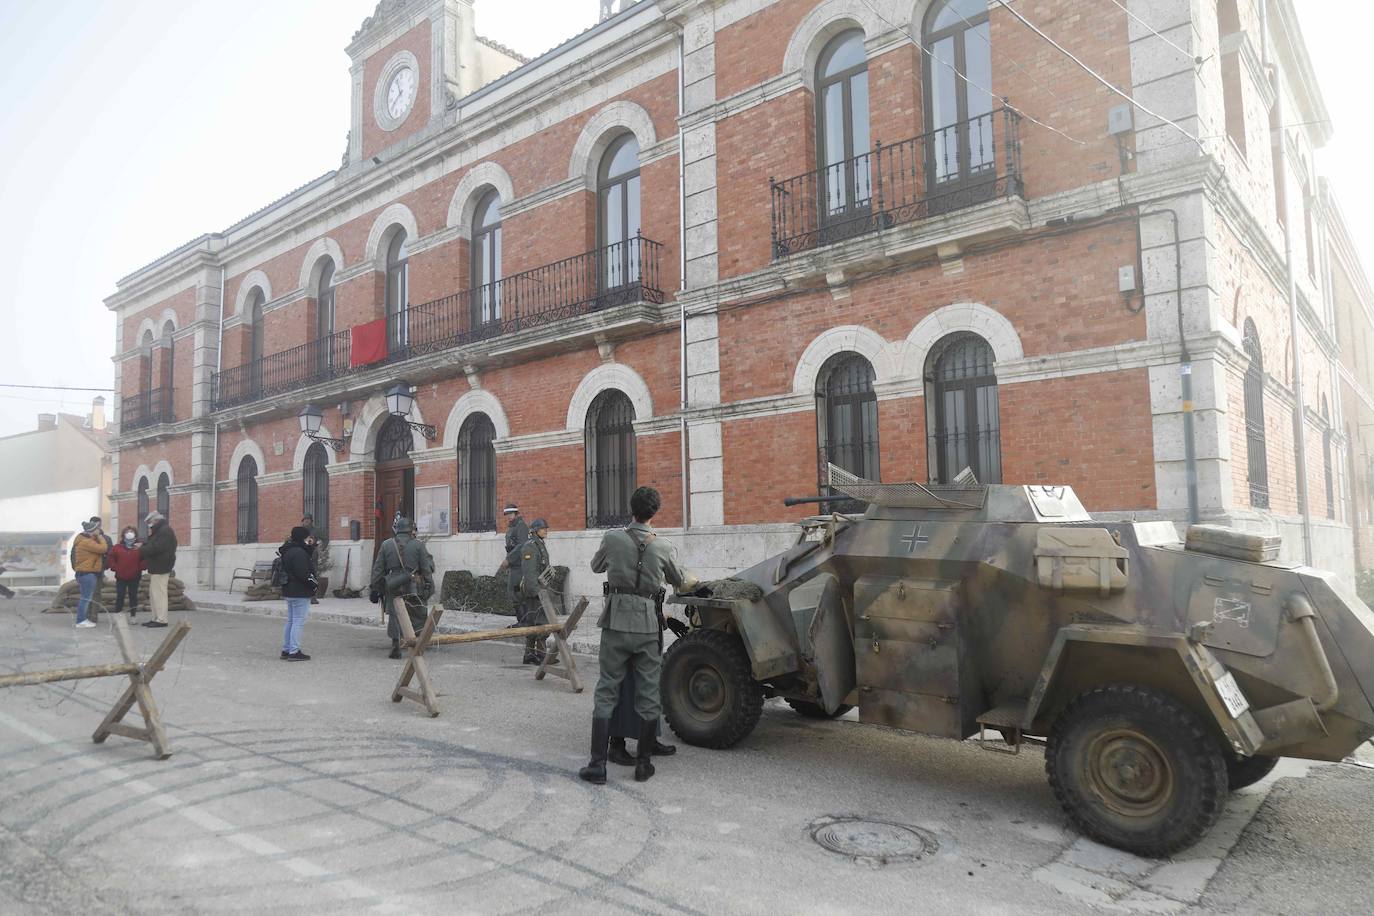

{"left": 1102, "top": 0, "right": 1205, "bottom": 65}
{"left": 0, "top": 384, "right": 114, "bottom": 392}
{"left": 856, "top": 0, "right": 1088, "bottom": 146}
{"left": 990, "top": 0, "right": 1205, "bottom": 153}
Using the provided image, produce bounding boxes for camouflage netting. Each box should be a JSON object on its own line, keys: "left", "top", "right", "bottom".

{"left": 46, "top": 576, "right": 196, "bottom": 615}
{"left": 440, "top": 566, "right": 569, "bottom": 616}
{"left": 697, "top": 578, "right": 765, "bottom": 602}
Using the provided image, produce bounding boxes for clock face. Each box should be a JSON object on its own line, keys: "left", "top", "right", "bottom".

{"left": 386, "top": 66, "right": 417, "bottom": 120}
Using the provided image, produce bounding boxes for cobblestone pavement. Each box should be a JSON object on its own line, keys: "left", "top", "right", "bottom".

{"left": 2, "top": 598, "right": 1372, "bottom": 915}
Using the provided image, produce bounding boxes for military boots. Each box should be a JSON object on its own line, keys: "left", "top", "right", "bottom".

{"left": 579, "top": 717, "right": 611, "bottom": 785}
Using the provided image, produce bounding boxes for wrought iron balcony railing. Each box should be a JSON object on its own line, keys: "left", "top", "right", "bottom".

{"left": 212, "top": 237, "right": 664, "bottom": 411}
{"left": 770, "top": 108, "right": 1024, "bottom": 259}
{"left": 384, "top": 235, "right": 664, "bottom": 363}
{"left": 214, "top": 330, "right": 352, "bottom": 411}
{"left": 120, "top": 388, "right": 174, "bottom": 432}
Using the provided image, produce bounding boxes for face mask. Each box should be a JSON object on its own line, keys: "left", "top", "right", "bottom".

{"left": 124, "top": 533, "right": 136, "bottom": 544}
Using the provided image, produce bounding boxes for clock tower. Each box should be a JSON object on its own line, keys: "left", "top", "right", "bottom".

{"left": 344, "top": 0, "right": 523, "bottom": 171}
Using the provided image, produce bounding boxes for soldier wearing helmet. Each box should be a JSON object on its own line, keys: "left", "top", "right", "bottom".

{"left": 516, "top": 518, "right": 552, "bottom": 664}
{"left": 369, "top": 515, "right": 435, "bottom": 659}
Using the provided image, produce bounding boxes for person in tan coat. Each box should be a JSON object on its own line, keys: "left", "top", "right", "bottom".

{"left": 72, "top": 519, "right": 110, "bottom": 628}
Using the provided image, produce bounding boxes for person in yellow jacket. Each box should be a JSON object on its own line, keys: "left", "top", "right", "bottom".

{"left": 72, "top": 519, "right": 110, "bottom": 628}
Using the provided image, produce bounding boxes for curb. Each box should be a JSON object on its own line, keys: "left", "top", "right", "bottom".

{"left": 194, "top": 599, "right": 602, "bottom": 656}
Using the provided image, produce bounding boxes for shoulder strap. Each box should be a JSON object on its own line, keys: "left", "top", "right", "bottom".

{"left": 393, "top": 538, "right": 414, "bottom": 577}
{"left": 627, "top": 527, "right": 655, "bottom": 592}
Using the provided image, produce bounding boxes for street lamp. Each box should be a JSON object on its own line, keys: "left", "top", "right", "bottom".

{"left": 298, "top": 404, "right": 348, "bottom": 454}
{"left": 385, "top": 381, "right": 437, "bottom": 440}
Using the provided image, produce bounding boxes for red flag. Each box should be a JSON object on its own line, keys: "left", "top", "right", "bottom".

{"left": 350, "top": 319, "right": 387, "bottom": 367}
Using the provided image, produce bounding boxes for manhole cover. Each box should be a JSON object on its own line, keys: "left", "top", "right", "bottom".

{"left": 810, "top": 816, "right": 939, "bottom": 865}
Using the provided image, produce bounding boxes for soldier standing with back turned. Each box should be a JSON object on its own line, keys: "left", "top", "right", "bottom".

{"left": 579, "top": 486, "right": 695, "bottom": 785}
{"left": 370, "top": 516, "right": 435, "bottom": 659}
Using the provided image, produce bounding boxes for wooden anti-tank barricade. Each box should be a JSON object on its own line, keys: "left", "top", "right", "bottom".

{"left": 391, "top": 588, "right": 589, "bottom": 717}
{"left": 0, "top": 613, "right": 191, "bottom": 759}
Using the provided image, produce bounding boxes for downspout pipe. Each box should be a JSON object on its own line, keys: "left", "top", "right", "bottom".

{"left": 677, "top": 30, "right": 691, "bottom": 531}
{"left": 1151, "top": 206, "right": 1200, "bottom": 526}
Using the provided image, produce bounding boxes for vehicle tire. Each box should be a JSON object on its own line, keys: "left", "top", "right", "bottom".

{"left": 785, "top": 698, "right": 853, "bottom": 719}
{"left": 1045, "top": 684, "right": 1228, "bottom": 857}
{"left": 1226, "top": 753, "right": 1280, "bottom": 791}
{"left": 662, "top": 629, "right": 764, "bottom": 749}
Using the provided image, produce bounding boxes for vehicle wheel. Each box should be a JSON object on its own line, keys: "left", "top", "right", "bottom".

{"left": 663, "top": 629, "right": 764, "bottom": 749}
{"left": 785, "top": 698, "right": 853, "bottom": 719}
{"left": 1045, "top": 684, "right": 1228, "bottom": 857}
{"left": 1226, "top": 753, "right": 1280, "bottom": 791}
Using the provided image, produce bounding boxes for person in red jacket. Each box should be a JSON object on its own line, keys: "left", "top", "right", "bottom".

{"left": 107, "top": 525, "right": 147, "bottom": 618}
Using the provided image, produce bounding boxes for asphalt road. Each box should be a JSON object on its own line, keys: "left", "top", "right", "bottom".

{"left": 2, "top": 598, "right": 1372, "bottom": 915}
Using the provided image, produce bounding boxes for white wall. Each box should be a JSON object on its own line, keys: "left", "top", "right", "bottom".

{"left": 0, "top": 486, "right": 100, "bottom": 533}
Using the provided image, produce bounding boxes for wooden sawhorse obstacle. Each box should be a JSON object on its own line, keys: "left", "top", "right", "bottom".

{"left": 390, "top": 589, "right": 589, "bottom": 717}
{"left": 0, "top": 613, "right": 191, "bottom": 759}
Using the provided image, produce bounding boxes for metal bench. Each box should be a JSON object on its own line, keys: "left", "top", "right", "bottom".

{"left": 229, "top": 560, "right": 275, "bottom": 593}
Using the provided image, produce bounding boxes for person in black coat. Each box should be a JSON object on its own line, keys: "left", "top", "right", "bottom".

{"left": 279, "top": 526, "right": 317, "bottom": 661}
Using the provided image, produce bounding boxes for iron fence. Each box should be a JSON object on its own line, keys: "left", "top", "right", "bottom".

{"left": 120, "top": 388, "right": 174, "bottom": 432}
{"left": 770, "top": 108, "right": 1023, "bottom": 258}
{"left": 386, "top": 235, "right": 663, "bottom": 363}
{"left": 214, "top": 330, "right": 352, "bottom": 411}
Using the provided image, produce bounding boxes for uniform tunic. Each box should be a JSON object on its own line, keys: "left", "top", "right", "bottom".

{"left": 590, "top": 521, "right": 689, "bottom": 720}
{"left": 370, "top": 533, "right": 435, "bottom": 640}
{"left": 517, "top": 534, "right": 550, "bottom": 627}
{"left": 503, "top": 517, "right": 529, "bottom": 601}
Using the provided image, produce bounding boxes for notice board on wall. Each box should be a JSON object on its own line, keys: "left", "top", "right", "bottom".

{"left": 415, "top": 486, "right": 451, "bottom": 536}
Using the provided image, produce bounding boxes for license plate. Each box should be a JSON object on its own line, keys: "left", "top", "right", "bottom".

{"left": 1215, "top": 671, "right": 1250, "bottom": 718}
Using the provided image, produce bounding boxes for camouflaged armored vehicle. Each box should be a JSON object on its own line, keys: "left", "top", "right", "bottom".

{"left": 663, "top": 466, "right": 1374, "bottom": 856}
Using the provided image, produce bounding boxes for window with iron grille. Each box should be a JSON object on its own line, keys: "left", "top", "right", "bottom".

{"left": 376, "top": 415, "right": 414, "bottom": 464}
{"left": 156, "top": 473, "right": 170, "bottom": 521}
{"left": 1322, "top": 398, "right": 1334, "bottom": 520}
{"left": 928, "top": 333, "right": 1001, "bottom": 484}
{"left": 303, "top": 444, "right": 330, "bottom": 532}
{"left": 136, "top": 478, "right": 150, "bottom": 539}
{"left": 236, "top": 456, "right": 259, "bottom": 545}
{"left": 816, "top": 353, "right": 878, "bottom": 511}
{"left": 457, "top": 413, "right": 497, "bottom": 532}
{"left": 585, "top": 390, "right": 636, "bottom": 528}
{"left": 1243, "top": 319, "right": 1270, "bottom": 508}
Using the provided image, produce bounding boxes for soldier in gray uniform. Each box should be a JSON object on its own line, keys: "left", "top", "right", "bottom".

{"left": 495, "top": 504, "right": 529, "bottom": 610}
{"left": 369, "top": 516, "right": 435, "bottom": 659}
{"left": 579, "top": 486, "right": 694, "bottom": 785}
{"left": 517, "top": 518, "right": 552, "bottom": 664}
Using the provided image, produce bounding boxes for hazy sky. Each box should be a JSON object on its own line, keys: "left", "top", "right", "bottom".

{"left": 0, "top": 1, "right": 1369, "bottom": 439}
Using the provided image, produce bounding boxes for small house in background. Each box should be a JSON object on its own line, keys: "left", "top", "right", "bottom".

{"left": 0, "top": 398, "right": 111, "bottom": 587}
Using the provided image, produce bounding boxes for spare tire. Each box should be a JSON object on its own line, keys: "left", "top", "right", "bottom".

{"left": 662, "top": 629, "right": 764, "bottom": 749}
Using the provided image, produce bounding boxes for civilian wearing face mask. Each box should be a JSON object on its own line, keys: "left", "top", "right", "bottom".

{"left": 107, "top": 526, "right": 147, "bottom": 618}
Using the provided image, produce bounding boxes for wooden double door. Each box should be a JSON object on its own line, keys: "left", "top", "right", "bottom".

{"left": 374, "top": 464, "right": 415, "bottom": 556}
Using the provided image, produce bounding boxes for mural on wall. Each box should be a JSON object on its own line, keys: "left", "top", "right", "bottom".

{"left": 0, "top": 532, "right": 70, "bottom": 586}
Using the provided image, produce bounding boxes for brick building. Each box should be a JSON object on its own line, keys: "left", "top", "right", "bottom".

{"left": 107, "top": 0, "right": 1361, "bottom": 598}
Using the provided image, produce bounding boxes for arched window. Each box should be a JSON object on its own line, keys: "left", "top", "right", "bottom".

{"left": 923, "top": 0, "right": 994, "bottom": 193}
{"left": 136, "top": 478, "right": 150, "bottom": 539}
{"left": 928, "top": 333, "right": 1002, "bottom": 484}
{"left": 303, "top": 443, "right": 330, "bottom": 532}
{"left": 815, "top": 30, "right": 870, "bottom": 224}
{"left": 1217, "top": 0, "right": 1245, "bottom": 155}
{"left": 585, "top": 390, "right": 637, "bottom": 528}
{"left": 376, "top": 414, "right": 414, "bottom": 464}
{"left": 247, "top": 288, "right": 266, "bottom": 396}
{"left": 471, "top": 191, "right": 503, "bottom": 326}
{"left": 315, "top": 260, "right": 337, "bottom": 375}
{"left": 457, "top": 413, "right": 497, "bottom": 532}
{"left": 816, "top": 353, "right": 879, "bottom": 504}
{"left": 385, "top": 230, "right": 410, "bottom": 351}
{"left": 1322, "top": 396, "right": 1334, "bottom": 520}
{"left": 598, "top": 135, "right": 642, "bottom": 291}
{"left": 156, "top": 473, "right": 170, "bottom": 521}
{"left": 159, "top": 322, "right": 175, "bottom": 421}
{"left": 236, "top": 456, "right": 259, "bottom": 544}
{"left": 139, "top": 330, "right": 155, "bottom": 393}
{"left": 1243, "top": 319, "right": 1270, "bottom": 508}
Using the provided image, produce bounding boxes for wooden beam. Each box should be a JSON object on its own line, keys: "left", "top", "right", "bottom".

{"left": 390, "top": 599, "right": 442, "bottom": 717}
{"left": 92, "top": 620, "right": 190, "bottom": 746}
{"left": 0, "top": 664, "right": 139, "bottom": 689}
{"left": 405, "top": 622, "right": 563, "bottom": 647}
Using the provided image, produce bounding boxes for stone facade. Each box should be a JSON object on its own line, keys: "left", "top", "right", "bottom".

{"left": 107, "top": 0, "right": 1362, "bottom": 602}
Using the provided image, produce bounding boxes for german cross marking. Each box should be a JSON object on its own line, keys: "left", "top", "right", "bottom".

{"left": 901, "top": 525, "right": 930, "bottom": 553}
